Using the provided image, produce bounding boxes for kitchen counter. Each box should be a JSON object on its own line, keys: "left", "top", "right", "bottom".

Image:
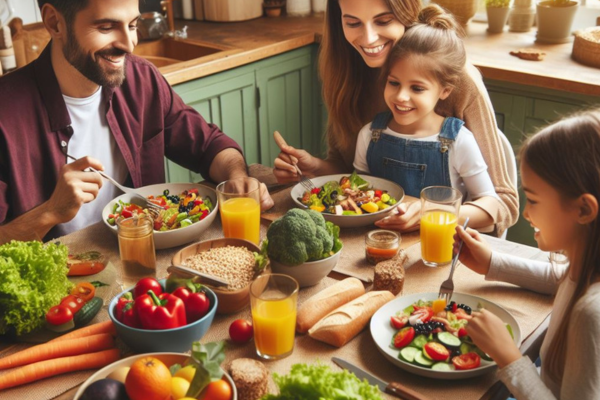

{"left": 166, "top": 15, "right": 599, "bottom": 96}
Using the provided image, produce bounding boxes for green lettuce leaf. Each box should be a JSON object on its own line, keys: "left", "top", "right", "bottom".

{"left": 0, "top": 241, "right": 72, "bottom": 335}
{"left": 262, "top": 363, "right": 383, "bottom": 400}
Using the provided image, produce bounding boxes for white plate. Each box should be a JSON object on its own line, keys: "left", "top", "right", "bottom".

{"left": 370, "top": 292, "right": 521, "bottom": 379}
{"left": 74, "top": 352, "right": 237, "bottom": 400}
{"left": 291, "top": 174, "right": 404, "bottom": 228}
{"left": 101, "top": 183, "right": 218, "bottom": 249}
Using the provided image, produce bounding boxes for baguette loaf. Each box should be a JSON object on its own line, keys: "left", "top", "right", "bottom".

{"left": 296, "top": 278, "right": 365, "bottom": 333}
{"left": 308, "top": 290, "right": 394, "bottom": 347}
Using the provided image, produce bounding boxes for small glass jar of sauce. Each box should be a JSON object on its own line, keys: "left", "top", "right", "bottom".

{"left": 365, "top": 229, "right": 400, "bottom": 265}
{"left": 117, "top": 214, "right": 156, "bottom": 273}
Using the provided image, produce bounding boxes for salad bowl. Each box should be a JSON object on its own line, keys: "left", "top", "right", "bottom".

{"left": 370, "top": 292, "right": 521, "bottom": 379}
{"left": 101, "top": 182, "right": 218, "bottom": 249}
{"left": 291, "top": 174, "right": 404, "bottom": 228}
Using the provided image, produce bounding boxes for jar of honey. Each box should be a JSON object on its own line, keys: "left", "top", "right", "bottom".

{"left": 365, "top": 229, "right": 400, "bottom": 265}
{"left": 117, "top": 214, "right": 156, "bottom": 274}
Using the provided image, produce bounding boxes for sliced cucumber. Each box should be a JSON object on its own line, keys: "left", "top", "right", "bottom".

{"left": 399, "top": 346, "right": 420, "bottom": 363}
{"left": 474, "top": 347, "right": 494, "bottom": 361}
{"left": 415, "top": 350, "right": 434, "bottom": 367}
{"left": 432, "top": 362, "right": 456, "bottom": 371}
{"left": 438, "top": 332, "right": 461, "bottom": 348}
{"left": 409, "top": 334, "right": 428, "bottom": 349}
{"left": 460, "top": 342, "right": 473, "bottom": 355}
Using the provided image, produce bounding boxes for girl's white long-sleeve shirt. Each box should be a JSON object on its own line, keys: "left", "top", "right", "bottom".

{"left": 486, "top": 252, "right": 600, "bottom": 399}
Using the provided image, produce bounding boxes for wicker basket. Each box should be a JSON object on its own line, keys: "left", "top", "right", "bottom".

{"left": 572, "top": 27, "right": 600, "bottom": 69}
{"left": 431, "top": 0, "right": 478, "bottom": 26}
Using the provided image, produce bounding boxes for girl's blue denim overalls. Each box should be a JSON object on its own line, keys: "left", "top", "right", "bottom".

{"left": 366, "top": 111, "right": 464, "bottom": 198}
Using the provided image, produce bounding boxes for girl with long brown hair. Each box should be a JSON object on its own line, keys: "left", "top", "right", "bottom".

{"left": 455, "top": 109, "right": 600, "bottom": 399}
{"left": 273, "top": 0, "right": 518, "bottom": 236}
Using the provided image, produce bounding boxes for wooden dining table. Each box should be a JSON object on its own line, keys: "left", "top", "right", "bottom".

{"left": 0, "top": 165, "right": 554, "bottom": 400}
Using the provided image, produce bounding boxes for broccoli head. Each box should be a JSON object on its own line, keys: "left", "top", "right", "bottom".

{"left": 266, "top": 209, "right": 338, "bottom": 266}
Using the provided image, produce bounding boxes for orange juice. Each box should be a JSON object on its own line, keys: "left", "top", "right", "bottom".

{"left": 220, "top": 197, "right": 260, "bottom": 244}
{"left": 252, "top": 297, "right": 296, "bottom": 358}
{"left": 420, "top": 210, "right": 457, "bottom": 266}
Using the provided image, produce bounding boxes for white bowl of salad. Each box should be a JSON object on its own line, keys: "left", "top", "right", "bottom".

{"left": 101, "top": 183, "right": 218, "bottom": 249}
{"left": 370, "top": 292, "right": 521, "bottom": 379}
{"left": 291, "top": 173, "right": 405, "bottom": 228}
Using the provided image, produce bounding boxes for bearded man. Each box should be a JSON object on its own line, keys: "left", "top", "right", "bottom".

{"left": 0, "top": 0, "right": 273, "bottom": 243}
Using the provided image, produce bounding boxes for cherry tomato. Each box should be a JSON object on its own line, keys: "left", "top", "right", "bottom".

{"left": 202, "top": 379, "right": 232, "bottom": 400}
{"left": 133, "top": 277, "right": 163, "bottom": 299}
{"left": 46, "top": 305, "right": 73, "bottom": 326}
{"left": 424, "top": 342, "right": 450, "bottom": 361}
{"left": 390, "top": 315, "right": 408, "bottom": 330}
{"left": 393, "top": 326, "right": 415, "bottom": 349}
{"left": 458, "top": 327, "right": 468, "bottom": 338}
{"left": 452, "top": 352, "right": 481, "bottom": 370}
{"left": 60, "top": 294, "right": 85, "bottom": 314}
{"left": 71, "top": 282, "right": 96, "bottom": 301}
{"left": 229, "top": 319, "right": 254, "bottom": 343}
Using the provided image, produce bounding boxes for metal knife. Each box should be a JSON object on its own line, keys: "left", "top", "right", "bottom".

{"left": 332, "top": 357, "right": 430, "bottom": 400}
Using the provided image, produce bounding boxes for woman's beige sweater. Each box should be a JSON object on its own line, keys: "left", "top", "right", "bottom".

{"left": 326, "top": 63, "right": 519, "bottom": 236}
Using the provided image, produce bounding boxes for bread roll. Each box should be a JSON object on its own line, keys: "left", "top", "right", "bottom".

{"left": 227, "top": 358, "right": 269, "bottom": 400}
{"left": 373, "top": 249, "right": 407, "bottom": 295}
{"left": 308, "top": 290, "right": 394, "bottom": 347}
{"left": 296, "top": 277, "right": 365, "bottom": 333}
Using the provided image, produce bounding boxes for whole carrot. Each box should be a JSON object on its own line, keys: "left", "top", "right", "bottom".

{"left": 0, "top": 348, "right": 120, "bottom": 390}
{"left": 50, "top": 320, "right": 115, "bottom": 343}
{"left": 0, "top": 333, "right": 115, "bottom": 370}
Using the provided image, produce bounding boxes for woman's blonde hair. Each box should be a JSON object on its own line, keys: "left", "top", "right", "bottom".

{"left": 519, "top": 109, "right": 600, "bottom": 383}
{"left": 383, "top": 5, "right": 465, "bottom": 91}
{"left": 320, "top": 0, "right": 422, "bottom": 152}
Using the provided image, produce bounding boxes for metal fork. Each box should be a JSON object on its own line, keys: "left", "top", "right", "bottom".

{"left": 273, "top": 130, "right": 317, "bottom": 192}
{"left": 65, "top": 154, "right": 163, "bottom": 213}
{"left": 438, "top": 217, "right": 470, "bottom": 303}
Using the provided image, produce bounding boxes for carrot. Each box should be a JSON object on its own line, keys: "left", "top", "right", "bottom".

{"left": 49, "top": 320, "right": 115, "bottom": 343}
{"left": 0, "top": 348, "right": 120, "bottom": 390}
{"left": 0, "top": 333, "right": 115, "bottom": 370}
{"left": 67, "top": 261, "right": 106, "bottom": 276}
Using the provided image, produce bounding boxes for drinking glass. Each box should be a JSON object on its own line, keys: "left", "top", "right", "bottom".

{"left": 216, "top": 177, "right": 261, "bottom": 245}
{"left": 420, "top": 186, "right": 462, "bottom": 267}
{"left": 250, "top": 274, "right": 299, "bottom": 360}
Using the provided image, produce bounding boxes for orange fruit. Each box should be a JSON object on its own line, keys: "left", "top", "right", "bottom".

{"left": 125, "top": 357, "right": 172, "bottom": 400}
{"left": 201, "top": 379, "right": 232, "bottom": 400}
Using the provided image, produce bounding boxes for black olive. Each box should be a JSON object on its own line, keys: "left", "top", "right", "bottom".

{"left": 163, "top": 189, "right": 170, "bottom": 196}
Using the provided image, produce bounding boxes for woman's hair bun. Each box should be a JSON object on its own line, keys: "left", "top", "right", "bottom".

{"left": 417, "top": 4, "right": 462, "bottom": 34}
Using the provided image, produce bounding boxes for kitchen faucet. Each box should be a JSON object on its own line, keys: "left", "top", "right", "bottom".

{"left": 160, "top": 0, "right": 188, "bottom": 39}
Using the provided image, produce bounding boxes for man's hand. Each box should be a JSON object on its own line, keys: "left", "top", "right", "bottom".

{"left": 45, "top": 156, "right": 104, "bottom": 224}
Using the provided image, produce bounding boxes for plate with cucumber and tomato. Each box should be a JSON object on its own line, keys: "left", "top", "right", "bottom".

{"left": 370, "top": 292, "right": 521, "bottom": 379}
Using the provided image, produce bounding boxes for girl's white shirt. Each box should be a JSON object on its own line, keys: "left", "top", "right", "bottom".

{"left": 487, "top": 252, "right": 600, "bottom": 399}
{"left": 353, "top": 122, "right": 498, "bottom": 201}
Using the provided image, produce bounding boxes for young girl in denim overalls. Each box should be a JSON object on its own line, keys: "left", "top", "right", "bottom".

{"left": 354, "top": 5, "right": 500, "bottom": 231}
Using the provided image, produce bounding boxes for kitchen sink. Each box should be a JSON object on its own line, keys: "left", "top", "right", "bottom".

{"left": 133, "top": 38, "right": 227, "bottom": 68}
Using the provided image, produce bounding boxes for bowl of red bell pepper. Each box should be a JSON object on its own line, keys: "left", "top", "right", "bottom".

{"left": 108, "top": 277, "right": 217, "bottom": 353}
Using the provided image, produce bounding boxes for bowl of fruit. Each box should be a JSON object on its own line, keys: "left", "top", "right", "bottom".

{"left": 74, "top": 350, "right": 237, "bottom": 400}
{"left": 108, "top": 278, "right": 217, "bottom": 353}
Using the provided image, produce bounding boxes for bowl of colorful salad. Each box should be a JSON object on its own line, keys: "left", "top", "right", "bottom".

{"left": 101, "top": 183, "right": 218, "bottom": 249}
{"left": 370, "top": 292, "right": 521, "bottom": 379}
{"left": 291, "top": 172, "right": 404, "bottom": 228}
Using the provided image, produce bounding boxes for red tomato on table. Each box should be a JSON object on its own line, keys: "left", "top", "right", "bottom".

{"left": 46, "top": 305, "right": 73, "bottom": 325}
{"left": 229, "top": 319, "right": 253, "bottom": 343}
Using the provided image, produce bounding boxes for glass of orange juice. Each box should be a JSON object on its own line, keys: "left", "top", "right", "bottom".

{"left": 250, "top": 273, "right": 299, "bottom": 360}
{"left": 216, "top": 177, "right": 261, "bottom": 245}
{"left": 420, "top": 186, "right": 462, "bottom": 267}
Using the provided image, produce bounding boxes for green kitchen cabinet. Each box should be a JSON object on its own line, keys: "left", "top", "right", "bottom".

{"left": 485, "top": 79, "right": 600, "bottom": 246}
{"left": 165, "top": 45, "right": 324, "bottom": 183}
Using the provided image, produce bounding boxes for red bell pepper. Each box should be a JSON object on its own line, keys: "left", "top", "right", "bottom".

{"left": 172, "top": 287, "right": 210, "bottom": 323}
{"left": 115, "top": 292, "right": 141, "bottom": 328}
{"left": 135, "top": 290, "right": 187, "bottom": 330}
{"left": 133, "top": 277, "right": 163, "bottom": 299}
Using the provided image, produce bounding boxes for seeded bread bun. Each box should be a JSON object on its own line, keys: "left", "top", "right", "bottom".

{"left": 373, "top": 249, "right": 407, "bottom": 295}
{"left": 227, "top": 358, "right": 269, "bottom": 400}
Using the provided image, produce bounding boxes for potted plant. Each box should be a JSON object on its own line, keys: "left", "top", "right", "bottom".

{"left": 263, "top": 0, "right": 285, "bottom": 17}
{"left": 486, "top": 0, "right": 511, "bottom": 33}
{"left": 432, "top": 0, "right": 479, "bottom": 27}
{"left": 536, "top": 0, "right": 579, "bottom": 43}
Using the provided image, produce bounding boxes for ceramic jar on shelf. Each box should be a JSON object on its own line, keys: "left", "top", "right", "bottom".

{"left": 508, "top": 0, "right": 535, "bottom": 32}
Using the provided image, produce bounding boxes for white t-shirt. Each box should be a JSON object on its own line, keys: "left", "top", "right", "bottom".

{"left": 54, "top": 87, "right": 128, "bottom": 236}
{"left": 353, "top": 122, "right": 498, "bottom": 201}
